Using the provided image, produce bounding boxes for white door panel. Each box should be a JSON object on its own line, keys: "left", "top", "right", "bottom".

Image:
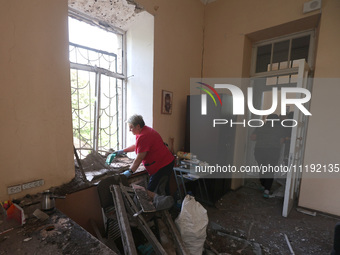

{"left": 282, "top": 60, "right": 311, "bottom": 217}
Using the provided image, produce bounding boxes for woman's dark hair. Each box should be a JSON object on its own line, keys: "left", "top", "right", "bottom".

{"left": 127, "top": 114, "right": 145, "bottom": 128}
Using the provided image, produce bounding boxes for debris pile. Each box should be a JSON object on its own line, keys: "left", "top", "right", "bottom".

{"left": 95, "top": 177, "right": 191, "bottom": 254}
{"left": 53, "top": 151, "right": 138, "bottom": 196}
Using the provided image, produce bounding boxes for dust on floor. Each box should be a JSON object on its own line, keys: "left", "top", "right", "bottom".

{"left": 50, "top": 153, "right": 339, "bottom": 254}
{"left": 205, "top": 182, "right": 339, "bottom": 255}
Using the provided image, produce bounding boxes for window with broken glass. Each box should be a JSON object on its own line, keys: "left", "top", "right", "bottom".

{"left": 68, "top": 16, "right": 126, "bottom": 158}
{"left": 251, "top": 31, "right": 314, "bottom": 85}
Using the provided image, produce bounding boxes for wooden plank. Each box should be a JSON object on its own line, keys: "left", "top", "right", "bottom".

{"left": 162, "top": 211, "right": 190, "bottom": 255}
{"left": 111, "top": 185, "right": 137, "bottom": 255}
{"left": 120, "top": 184, "right": 167, "bottom": 255}
{"left": 131, "top": 184, "right": 156, "bottom": 213}
{"left": 284, "top": 234, "right": 295, "bottom": 255}
{"left": 73, "top": 145, "right": 88, "bottom": 182}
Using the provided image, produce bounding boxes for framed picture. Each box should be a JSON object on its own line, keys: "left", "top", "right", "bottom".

{"left": 161, "top": 90, "right": 173, "bottom": 114}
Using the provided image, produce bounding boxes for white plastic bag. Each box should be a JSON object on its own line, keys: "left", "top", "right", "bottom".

{"left": 175, "top": 195, "right": 208, "bottom": 255}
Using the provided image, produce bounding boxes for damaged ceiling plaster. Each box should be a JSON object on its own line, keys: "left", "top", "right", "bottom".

{"left": 68, "top": 0, "right": 144, "bottom": 31}
{"left": 68, "top": 0, "right": 217, "bottom": 31}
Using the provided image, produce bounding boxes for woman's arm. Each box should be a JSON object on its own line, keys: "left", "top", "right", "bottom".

{"left": 123, "top": 144, "right": 136, "bottom": 152}
{"left": 130, "top": 151, "right": 147, "bottom": 172}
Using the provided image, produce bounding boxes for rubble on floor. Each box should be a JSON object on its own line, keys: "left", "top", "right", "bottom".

{"left": 0, "top": 208, "right": 115, "bottom": 255}
{"left": 206, "top": 221, "right": 262, "bottom": 255}
{"left": 206, "top": 183, "right": 340, "bottom": 255}
{"left": 97, "top": 179, "right": 191, "bottom": 254}
{"left": 50, "top": 154, "right": 340, "bottom": 254}
{"left": 4, "top": 152, "right": 337, "bottom": 255}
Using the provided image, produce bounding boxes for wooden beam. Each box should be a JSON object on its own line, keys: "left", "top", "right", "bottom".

{"left": 162, "top": 210, "right": 190, "bottom": 255}
{"left": 73, "top": 145, "right": 88, "bottom": 182}
{"left": 111, "top": 185, "right": 137, "bottom": 255}
{"left": 120, "top": 185, "right": 167, "bottom": 255}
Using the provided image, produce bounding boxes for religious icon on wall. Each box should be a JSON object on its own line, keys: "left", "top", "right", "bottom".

{"left": 161, "top": 90, "right": 173, "bottom": 114}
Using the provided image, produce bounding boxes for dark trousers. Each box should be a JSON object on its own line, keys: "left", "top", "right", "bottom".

{"left": 147, "top": 160, "right": 174, "bottom": 195}
{"left": 331, "top": 222, "right": 340, "bottom": 255}
{"left": 254, "top": 148, "right": 280, "bottom": 190}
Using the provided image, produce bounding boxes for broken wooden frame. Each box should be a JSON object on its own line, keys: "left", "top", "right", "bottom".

{"left": 73, "top": 145, "right": 88, "bottom": 182}
{"left": 111, "top": 185, "right": 137, "bottom": 255}
{"left": 109, "top": 183, "right": 190, "bottom": 255}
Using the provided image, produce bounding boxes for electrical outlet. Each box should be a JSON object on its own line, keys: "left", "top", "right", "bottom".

{"left": 8, "top": 185, "right": 22, "bottom": 195}
{"left": 22, "top": 179, "right": 44, "bottom": 190}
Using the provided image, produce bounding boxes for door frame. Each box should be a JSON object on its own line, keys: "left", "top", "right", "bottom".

{"left": 240, "top": 29, "right": 317, "bottom": 217}
{"left": 244, "top": 61, "right": 312, "bottom": 217}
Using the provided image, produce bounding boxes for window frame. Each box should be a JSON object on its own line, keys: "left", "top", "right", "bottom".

{"left": 68, "top": 9, "right": 127, "bottom": 157}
